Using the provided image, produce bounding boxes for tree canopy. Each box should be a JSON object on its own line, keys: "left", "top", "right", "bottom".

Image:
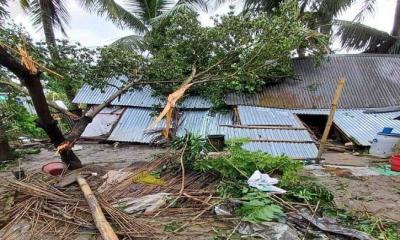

{"left": 142, "top": 2, "right": 328, "bottom": 106}
{"left": 0, "top": 0, "right": 329, "bottom": 168}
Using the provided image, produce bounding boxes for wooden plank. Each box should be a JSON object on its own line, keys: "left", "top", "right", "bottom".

{"left": 250, "top": 139, "right": 315, "bottom": 143}
{"left": 220, "top": 125, "right": 306, "bottom": 130}
{"left": 77, "top": 176, "right": 119, "bottom": 240}
{"left": 316, "top": 78, "right": 346, "bottom": 163}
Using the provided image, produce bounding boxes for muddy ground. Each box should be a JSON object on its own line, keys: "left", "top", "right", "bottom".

{"left": 2, "top": 143, "right": 400, "bottom": 223}
{"left": 0, "top": 142, "right": 165, "bottom": 178}
{"left": 307, "top": 152, "right": 400, "bottom": 222}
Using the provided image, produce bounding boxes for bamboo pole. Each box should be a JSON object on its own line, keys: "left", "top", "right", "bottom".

{"left": 76, "top": 176, "right": 119, "bottom": 240}
{"left": 316, "top": 78, "right": 346, "bottom": 163}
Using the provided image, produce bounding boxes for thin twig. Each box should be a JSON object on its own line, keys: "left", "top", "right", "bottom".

{"left": 227, "top": 220, "right": 241, "bottom": 240}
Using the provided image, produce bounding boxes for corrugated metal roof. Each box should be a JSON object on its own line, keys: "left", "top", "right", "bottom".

{"left": 105, "top": 107, "right": 318, "bottom": 159}
{"left": 289, "top": 108, "right": 400, "bottom": 146}
{"left": 242, "top": 142, "right": 318, "bottom": 159}
{"left": 220, "top": 127, "right": 314, "bottom": 142}
{"left": 107, "top": 108, "right": 165, "bottom": 143}
{"left": 176, "top": 110, "right": 233, "bottom": 137}
{"left": 226, "top": 54, "right": 400, "bottom": 109}
{"left": 73, "top": 76, "right": 212, "bottom": 109}
{"left": 82, "top": 107, "right": 123, "bottom": 138}
{"left": 238, "top": 105, "right": 303, "bottom": 127}
{"left": 333, "top": 110, "right": 400, "bottom": 146}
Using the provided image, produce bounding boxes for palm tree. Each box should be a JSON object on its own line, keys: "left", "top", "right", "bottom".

{"left": 18, "top": 0, "right": 147, "bottom": 114}
{"left": 19, "top": 0, "right": 146, "bottom": 60}
{"left": 0, "top": 0, "right": 9, "bottom": 24}
{"left": 233, "top": 0, "right": 400, "bottom": 54}
{"left": 215, "top": 0, "right": 359, "bottom": 56}
{"left": 112, "top": 0, "right": 209, "bottom": 51}
{"left": 16, "top": 1, "right": 207, "bottom": 113}
{"left": 336, "top": 0, "right": 400, "bottom": 53}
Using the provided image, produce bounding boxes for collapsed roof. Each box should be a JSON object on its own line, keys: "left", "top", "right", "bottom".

{"left": 74, "top": 54, "right": 400, "bottom": 159}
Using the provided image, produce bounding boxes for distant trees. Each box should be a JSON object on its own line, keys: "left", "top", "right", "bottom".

{"left": 219, "top": 0, "right": 400, "bottom": 54}
{"left": 336, "top": 0, "right": 400, "bottom": 53}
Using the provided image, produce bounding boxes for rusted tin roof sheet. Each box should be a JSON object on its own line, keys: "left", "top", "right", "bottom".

{"left": 226, "top": 54, "right": 400, "bottom": 109}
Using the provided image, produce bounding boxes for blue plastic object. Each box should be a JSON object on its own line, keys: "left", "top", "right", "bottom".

{"left": 382, "top": 127, "right": 394, "bottom": 134}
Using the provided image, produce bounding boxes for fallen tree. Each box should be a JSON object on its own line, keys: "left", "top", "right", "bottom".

{"left": 0, "top": 46, "right": 83, "bottom": 169}
{"left": 0, "top": 1, "right": 329, "bottom": 169}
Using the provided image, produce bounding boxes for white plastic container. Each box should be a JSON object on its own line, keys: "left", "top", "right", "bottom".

{"left": 369, "top": 133, "right": 400, "bottom": 158}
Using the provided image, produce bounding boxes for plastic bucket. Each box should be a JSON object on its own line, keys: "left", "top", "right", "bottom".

{"left": 390, "top": 154, "right": 400, "bottom": 172}
{"left": 42, "top": 162, "right": 66, "bottom": 176}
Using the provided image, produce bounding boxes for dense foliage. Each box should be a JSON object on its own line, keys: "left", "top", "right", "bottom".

{"left": 144, "top": 2, "right": 328, "bottom": 106}
{"left": 0, "top": 96, "right": 44, "bottom": 140}
{"left": 196, "top": 139, "right": 304, "bottom": 187}
{"left": 1, "top": 0, "right": 329, "bottom": 109}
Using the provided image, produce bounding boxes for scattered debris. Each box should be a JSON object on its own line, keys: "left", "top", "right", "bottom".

{"left": 116, "top": 193, "right": 171, "bottom": 214}
{"left": 98, "top": 169, "right": 131, "bottom": 192}
{"left": 247, "top": 170, "right": 286, "bottom": 194}
{"left": 1, "top": 140, "right": 389, "bottom": 240}
{"left": 298, "top": 211, "right": 374, "bottom": 240}
{"left": 238, "top": 221, "right": 300, "bottom": 240}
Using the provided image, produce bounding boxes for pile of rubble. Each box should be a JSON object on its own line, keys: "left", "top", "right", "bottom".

{"left": 0, "top": 149, "right": 377, "bottom": 240}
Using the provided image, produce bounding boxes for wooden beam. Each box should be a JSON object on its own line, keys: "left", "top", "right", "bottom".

{"left": 250, "top": 139, "right": 315, "bottom": 143}
{"left": 76, "top": 176, "right": 119, "bottom": 240}
{"left": 219, "top": 125, "right": 307, "bottom": 130}
{"left": 316, "top": 78, "right": 346, "bottom": 163}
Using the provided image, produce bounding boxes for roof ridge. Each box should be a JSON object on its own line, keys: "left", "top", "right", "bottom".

{"left": 294, "top": 53, "right": 400, "bottom": 61}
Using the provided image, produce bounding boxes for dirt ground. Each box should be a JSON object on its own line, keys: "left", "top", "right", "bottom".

{"left": 305, "top": 151, "right": 400, "bottom": 222}
{"left": 0, "top": 142, "right": 165, "bottom": 178}
{"left": 3, "top": 144, "right": 400, "bottom": 224}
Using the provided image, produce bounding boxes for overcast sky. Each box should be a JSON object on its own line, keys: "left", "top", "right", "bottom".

{"left": 6, "top": 0, "right": 397, "bottom": 52}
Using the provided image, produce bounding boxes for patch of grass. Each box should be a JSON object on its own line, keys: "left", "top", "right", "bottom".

{"left": 285, "top": 180, "right": 334, "bottom": 206}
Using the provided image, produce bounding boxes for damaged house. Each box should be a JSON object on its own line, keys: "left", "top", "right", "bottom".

{"left": 73, "top": 54, "right": 400, "bottom": 159}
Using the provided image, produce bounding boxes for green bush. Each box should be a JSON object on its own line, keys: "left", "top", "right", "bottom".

{"left": 195, "top": 139, "right": 304, "bottom": 187}
{"left": 0, "top": 97, "right": 45, "bottom": 140}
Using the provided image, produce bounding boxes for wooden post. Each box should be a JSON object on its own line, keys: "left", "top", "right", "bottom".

{"left": 316, "top": 78, "right": 346, "bottom": 163}
{"left": 77, "top": 176, "right": 119, "bottom": 240}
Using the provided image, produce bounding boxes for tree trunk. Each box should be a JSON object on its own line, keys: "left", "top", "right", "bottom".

{"left": 0, "top": 126, "right": 12, "bottom": 163}
{"left": 39, "top": 0, "right": 59, "bottom": 61}
{"left": 39, "top": 0, "right": 81, "bottom": 115}
{"left": 0, "top": 46, "right": 82, "bottom": 169}
{"left": 391, "top": 0, "right": 400, "bottom": 36}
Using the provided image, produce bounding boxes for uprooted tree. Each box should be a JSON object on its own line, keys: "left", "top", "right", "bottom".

{"left": 0, "top": 0, "right": 328, "bottom": 169}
